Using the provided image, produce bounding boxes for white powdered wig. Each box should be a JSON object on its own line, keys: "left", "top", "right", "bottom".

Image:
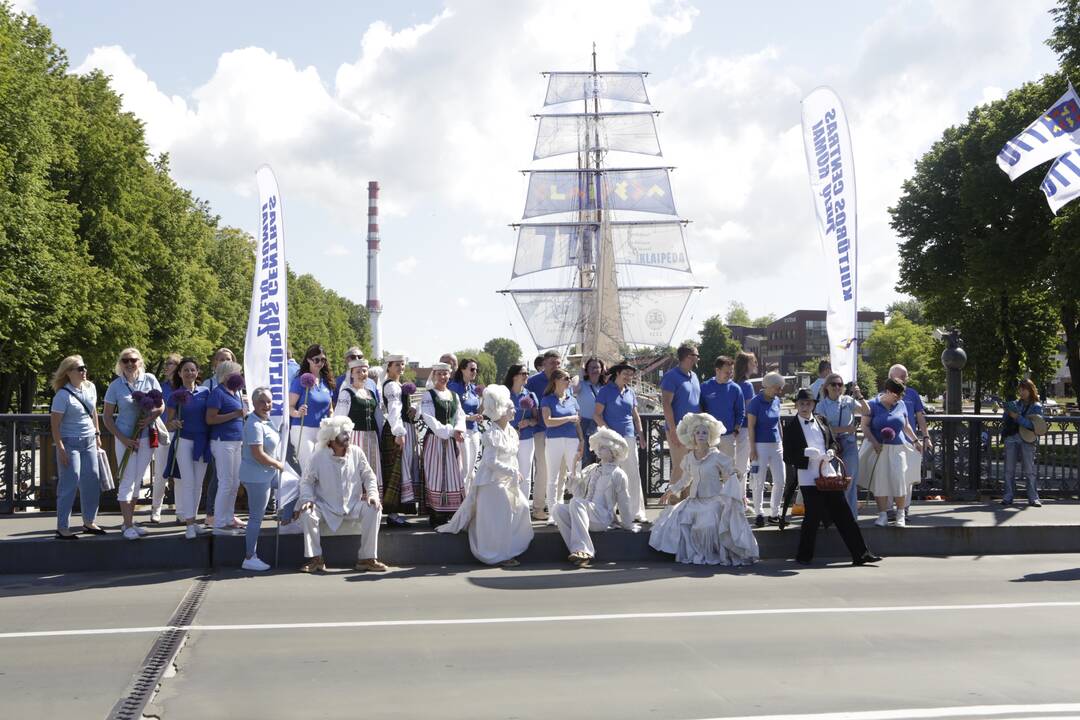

{"left": 316, "top": 415, "right": 354, "bottom": 447}
{"left": 676, "top": 412, "right": 726, "bottom": 447}
{"left": 481, "top": 383, "right": 514, "bottom": 421}
{"left": 589, "top": 427, "right": 629, "bottom": 463}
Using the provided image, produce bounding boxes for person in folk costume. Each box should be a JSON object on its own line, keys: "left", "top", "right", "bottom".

{"left": 421, "top": 362, "right": 467, "bottom": 526}
{"left": 426, "top": 352, "right": 459, "bottom": 389}
{"left": 448, "top": 357, "right": 483, "bottom": 493}
{"left": 292, "top": 415, "right": 388, "bottom": 573}
{"left": 334, "top": 358, "right": 383, "bottom": 496}
{"left": 649, "top": 413, "right": 759, "bottom": 566}
{"left": 504, "top": 363, "right": 539, "bottom": 503}
{"left": 380, "top": 354, "right": 420, "bottom": 526}
{"left": 552, "top": 428, "right": 639, "bottom": 567}
{"left": 436, "top": 384, "right": 534, "bottom": 566}
{"left": 288, "top": 344, "right": 337, "bottom": 472}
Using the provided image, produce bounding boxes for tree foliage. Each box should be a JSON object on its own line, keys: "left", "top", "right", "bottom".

{"left": 454, "top": 349, "right": 498, "bottom": 386}
{"left": 861, "top": 313, "right": 946, "bottom": 400}
{"left": 696, "top": 315, "right": 741, "bottom": 381}
{"left": 483, "top": 337, "right": 523, "bottom": 382}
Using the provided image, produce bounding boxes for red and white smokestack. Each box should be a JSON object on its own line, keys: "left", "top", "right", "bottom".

{"left": 366, "top": 181, "right": 382, "bottom": 361}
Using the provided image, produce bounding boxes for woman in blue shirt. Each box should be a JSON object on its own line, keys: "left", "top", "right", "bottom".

{"left": 165, "top": 357, "right": 213, "bottom": 539}
{"left": 746, "top": 371, "right": 785, "bottom": 527}
{"left": 150, "top": 353, "right": 180, "bottom": 524}
{"left": 49, "top": 355, "right": 104, "bottom": 539}
{"left": 103, "top": 347, "right": 164, "bottom": 540}
{"left": 448, "top": 358, "right": 483, "bottom": 490}
{"left": 576, "top": 357, "right": 605, "bottom": 465}
{"left": 817, "top": 373, "right": 869, "bottom": 518}
{"left": 594, "top": 362, "right": 648, "bottom": 522}
{"left": 239, "top": 387, "right": 285, "bottom": 571}
{"left": 207, "top": 360, "right": 247, "bottom": 532}
{"left": 859, "top": 378, "right": 922, "bottom": 527}
{"left": 541, "top": 369, "right": 584, "bottom": 524}
{"left": 733, "top": 351, "right": 758, "bottom": 511}
{"left": 288, "top": 344, "right": 336, "bottom": 471}
{"left": 504, "top": 364, "right": 539, "bottom": 506}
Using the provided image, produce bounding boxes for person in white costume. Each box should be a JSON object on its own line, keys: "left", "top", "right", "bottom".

{"left": 649, "top": 413, "right": 759, "bottom": 566}
{"left": 292, "top": 415, "right": 388, "bottom": 573}
{"left": 436, "top": 384, "right": 534, "bottom": 566}
{"left": 552, "top": 427, "right": 640, "bottom": 567}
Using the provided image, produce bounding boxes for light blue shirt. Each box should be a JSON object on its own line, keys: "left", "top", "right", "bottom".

{"left": 104, "top": 374, "right": 162, "bottom": 438}
{"left": 241, "top": 414, "right": 281, "bottom": 485}
{"left": 576, "top": 380, "right": 602, "bottom": 424}
{"left": 50, "top": 383, "right": 98, "bottom": 439}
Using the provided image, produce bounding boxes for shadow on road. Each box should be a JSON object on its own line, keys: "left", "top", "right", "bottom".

{"left": 0, "top": 569, "right": 200, "bottom": 597}
{"left": 1010, "top": 567, "right": 1080, "bottom": 582}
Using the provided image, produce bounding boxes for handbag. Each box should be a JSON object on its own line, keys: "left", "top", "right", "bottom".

{"left": 97, "top": 448, "right": 116, "bottom": 492}
{"left": 816, "top": 455, "right": 851, "bottom": 492}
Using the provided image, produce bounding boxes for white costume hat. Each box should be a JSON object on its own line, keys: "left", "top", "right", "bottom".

{"left": 385, "top": 354, "right": 406, "bottom": 364}
{"left": 431, "top": 362, "right": 452, "bottom": 372}
{"left": 316, "top": 415, "right": 354, "bottom": 447}
{"left": 589, "top": 427, "right": 629, "bottom": 463}
{"left": 481, "top": 383, "right": 514, "bottom": 421}
{"left": 676, "top": 412, "right": 726, "bottom": 447}
{"left": 347, "top": 358, "right": 369, "bottom": 370}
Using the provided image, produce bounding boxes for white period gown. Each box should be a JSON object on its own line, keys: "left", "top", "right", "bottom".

{"left": 436, "top": 423, "right": 534, "bottom": 564}
{"left": 649, "top": 448, "right": 759, "bottom": 566}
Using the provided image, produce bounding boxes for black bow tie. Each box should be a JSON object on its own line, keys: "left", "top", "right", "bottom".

{"left": 803, "top": 419, "right": 814, "bottom": 425}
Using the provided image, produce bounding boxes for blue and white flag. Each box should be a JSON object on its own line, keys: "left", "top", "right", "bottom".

{"left": 997, "top": 83, "right": 1080, "bottom": 181}
{"left": 1040, "top": 150, "right": 1080, "bottom": 213}
{"left": 801, "top": 87, "right": 858, "bottom": 384}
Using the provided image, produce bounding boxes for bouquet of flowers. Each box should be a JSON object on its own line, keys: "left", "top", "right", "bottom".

{"left": 117, "top": 389, "right": 163, "bottom": 477}
{"left": 881, "top": 427, "right": 896, "bottom": 442}
{"left": 519, "top": 394, "right": 536, "bottom": 418}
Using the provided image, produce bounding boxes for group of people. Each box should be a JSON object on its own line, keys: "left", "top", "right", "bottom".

{"left": 46, "top": 339, "right": 1046, "bottom": 572}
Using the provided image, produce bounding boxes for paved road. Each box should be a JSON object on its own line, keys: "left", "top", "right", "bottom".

{"left": 2, "top": 557, "right": 1080, "bottom": 719}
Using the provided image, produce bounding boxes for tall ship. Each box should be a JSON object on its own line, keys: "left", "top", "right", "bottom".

{"left": 501, "top": 48, "right": 703, "bottom": 361}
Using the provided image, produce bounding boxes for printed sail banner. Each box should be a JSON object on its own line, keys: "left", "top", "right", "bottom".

{"left": 513, "top": 221, "right": 689, "bottom": 277}
{"left": 523, "top": 169, "right": 675, "bottom": 218}
{"left": 801, "top": 87, "right": 858, "bottom": 383}
{"left": 544, "top": 72, "right": 650, "bottom": 105}
{"left": 998, "top": 83, "right": 1080, "bottom": 181}
{"left": 534, "top": 112, "right": 661, "bottom": 159}
{"left": 513, "top": 225, "right": 592, "bottom": 277}
{"left": 510, "top": 290, "right": 589, "bottom": 349}
{"left": 1040, "top": 149, "right": 1080, "bottom": 213}
{"left": 618, "top": 287, "right": 694, "bottom": 346}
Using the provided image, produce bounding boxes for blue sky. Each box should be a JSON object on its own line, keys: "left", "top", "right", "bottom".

{"left": 21, "top": 0, "right": 1062, "bottom": 364}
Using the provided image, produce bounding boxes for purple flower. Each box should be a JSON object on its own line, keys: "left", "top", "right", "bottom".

{"left": 138, "top": 394, "right": 158, "bottom": 411}
{"left": 146, "top": 388, "right": 163, "bottom": 403}
{"left": 520, "top": 395, "right": 535, "bottom": 410}
{"left": 299, "top": 372, "right": 317, "bottom": 390}
{"left": 401, "top": 382, "right": 417, "bottom": 396}
{"left": 475, "top": 384, "right": 485, "bottom": 396}
{"left": 225, "top": 373, "right": 245, "bottom": 392}
{"left": 881, "top": 427, "right": 896, "bottom": 441}
{"left": 171, "top": 388, "right": 192, "bottom": 406}
{"left": 131, "top": 390, "right": 146, "bottom": 403}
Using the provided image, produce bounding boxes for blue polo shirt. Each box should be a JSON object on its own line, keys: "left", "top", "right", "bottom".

{"left": 511, "top": 389, "right": 540, "bottom": 441}
{"left": 660, "top": 366, "right": 700, "bottom": 427}
{"left": 168, "top": 386, "right": 212, "bottom": 462}
{"left": 868, "top": 398, "right": 907, "bottom": 445}
{"left": 526, "top": 371, "right": 550, "bottom": 431}
{"left": 902, "top": 387, "right": 925, "bottom": 428}
{"left": 595, "top": 383, "right": 636, "bottom": 438}
{"left": 747, "top": 392, "right": 782, "bottom": 443}
{"left": 207, "top": 384, "right": 244, "bottom": 442}
{"left": 448, "top": 380, "right": 481, "bottom": 431}
{"left": 289, "top": 375, "right": 334, "bottom": 428}
{"left": 739, "top": 380, "right": 754, "bottom": 428}
{"left": 700, "top": 379, "right": 745, "bottom": 435}
{"left": 540, "top": 393, "right": 580, "bottom": 440}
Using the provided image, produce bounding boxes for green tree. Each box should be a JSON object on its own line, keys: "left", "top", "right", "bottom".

{"left": 885, "top": 298, "right": 926, "bottom": 325}
{"left": 724, "top": 301, "right": 751, "bottom": 326}
{"left": 454, "top": 349, "right": 497, "bottom": 385}
{"left": 861, "top": 313, "right": 946, "bottom": 399}
{"left": 696, "top": 315, "right": 741, "bottom": 381}
{"left": 483, "top": 337, "right": 523, "bottom": 382}
{"left": 752, "top": 313, "right": 776, "bottom": 327}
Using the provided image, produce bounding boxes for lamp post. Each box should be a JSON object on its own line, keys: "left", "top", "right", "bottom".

{"left": 940, "top": 328, "right": 967, "bottom": 496}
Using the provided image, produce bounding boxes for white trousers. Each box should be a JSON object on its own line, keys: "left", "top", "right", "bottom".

{"left": 290, "top": 425, "right": 318, "bottom": 473}
{"left": 174, "top": 438, "right": 207, "bottom": 522}
{"left": 751, "top": 442, "right": 785, "bottom": 518}
{"left": 531, "top": 433, "right": 548, "bottom": 513}
{"left": 734, "top": 431, "right": 751, "bottom": 506}
{"left": 544, "top": 436, "right": 578, "bottom": 512}
{"left": 212, "top": 439, "right": 242, "bottom": 528}
{"left": 552, "top": 498, "right": 607, "bottom": 557}
{"left": 151, "top": 437, "right": 171, "bottom": 517}
{"left": 461, "top": 428, "right": 481, "bottom": 495}
{"left": 516, "top": 437, "right": 534, "bottom": 498}
{"left": 300, "top": 504, "right": 381, "bottom": 560}
{"left": 115, "top": 438, "right": 153, "bottom": 503}
{"left": 617, "top": 439, "right": 648, "bottom": 522}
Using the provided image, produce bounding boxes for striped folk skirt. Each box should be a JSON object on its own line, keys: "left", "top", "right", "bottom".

{"left": 349, "top": 429, "right": 383, "bottom": 494}
{"left": 423, "top": 434, "right": 465, "bottom": 515}
{"left": 381, "top": 422, "right": 420, "bottom": 511}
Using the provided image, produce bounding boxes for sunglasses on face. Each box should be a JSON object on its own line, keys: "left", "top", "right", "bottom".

{"left": 346, "top": 354, "right": 360, "bottom": 360}
{"left": 121, "top": 358, "right": 139, "bottom": 365}
{"left": 75, "top": 366, "right": 87, "bottom": 372}
{"left": 828, "top": 382, "right": 844, "bottom": 387}
{"left": 311, "top": 357, "right": 327, "bottom": 363}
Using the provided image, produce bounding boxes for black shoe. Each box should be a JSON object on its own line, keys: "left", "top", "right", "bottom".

{"left": 54, "top": 531, "right": 79, "bottom": 540}
{"left": 767, "top": 516, "right": 782, "bottom": 525}
{"left": 1028, "top": 499, "right": 1043, "bottom": 507}
{"left": 755, "top": 514, "right": 765, "bottom": 528}
{"left": 999, "top": 499, "right": 1013, "bottom": 506}
{"left": 795, "top": 557, "right": 812, "bottom": 566}
{"left": 387, "top": 514, "right": 408, "bottom": 527}
{"left": 853, "top": 552, "right": 882, "bottom": 566}
{"left": 81, "top": 525, "right": 107, "bottom": 535}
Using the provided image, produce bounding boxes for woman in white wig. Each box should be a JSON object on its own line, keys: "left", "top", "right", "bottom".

{"left": 437, "top": 384, "right": 534, "bottom": 566}
{"left": 649, "top": 413, "right": 759, "bottom": 566}
{"left": 552, "top": 427, "right": 639, "bottom": 567}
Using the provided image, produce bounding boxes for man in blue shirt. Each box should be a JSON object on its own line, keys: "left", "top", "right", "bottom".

{"left": 660, "top": 344, "right": 701, "bottom": 487}
{"left": 699, "top": 355, "right": 747, "bottom": 492}
{"left": 889, "top": 364, "right": 930, "bottom": 512}
{"left": 808, "top": 359, "right": 831, "bottom": 402}
{"left": 526, "top": 350, "right": 561, "bottom": 519}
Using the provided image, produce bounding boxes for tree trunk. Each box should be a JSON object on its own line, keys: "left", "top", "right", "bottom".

{"left": 1061, "top": 302, "right": 1080, "bottom": 403}
{"left": 0, "top": 372, "right": 13, "bottom": 413}
{"left": 973, "top": 370, "right": 982, "bottom": 415}
{"left": 19, "top": 372, "right": 37, "bottom": 413}
{"left": 999, "top": 291, "right": 1020, "bottom": 396}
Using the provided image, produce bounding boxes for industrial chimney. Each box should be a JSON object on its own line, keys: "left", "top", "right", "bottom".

{"left": 366, "top": 181, "right": 381, "bottom": 361}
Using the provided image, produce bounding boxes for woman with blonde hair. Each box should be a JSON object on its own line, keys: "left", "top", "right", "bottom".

{"left": 103, "top": 347, "right": 164, "bottom": 540}
{"left": 540, "top": 368, "right": 584, "bottom": 523}
{"left": 49, "top": 355, "right": 105, "bottom": 538}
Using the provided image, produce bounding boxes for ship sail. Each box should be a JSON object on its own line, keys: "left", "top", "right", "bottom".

{"left": 501, "top": 50, "right": 704, "bottom": 359}
{"left": 543, "top": 71, "right": 650, "bottom": 105}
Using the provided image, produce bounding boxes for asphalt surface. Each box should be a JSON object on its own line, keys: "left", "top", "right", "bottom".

{"left": 2, "top": 556, "right": 1080, "bottom": 719}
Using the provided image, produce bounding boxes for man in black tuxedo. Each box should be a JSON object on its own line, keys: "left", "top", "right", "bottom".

{"left": 782, "top": 389, "right": 880, "bottom": 566}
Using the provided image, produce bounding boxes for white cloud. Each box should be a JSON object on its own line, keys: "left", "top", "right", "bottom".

{"left": 394, "top": 255, "right": 418, "bottom": 274}
{"left": 456, "top": 297, "right": 470, "bottom": 308}
{"left": 461, "top": 233, "right": 514, "bottom": 264}
{"left": 9, "top": 0, "right": 37, "bottom": 14}
{"left": 324, "top": 244, "right": 350, "bottom": 257}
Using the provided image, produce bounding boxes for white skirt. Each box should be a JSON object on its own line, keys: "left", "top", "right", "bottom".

{"left": 858, "top": 442, "right": 909, "bottom": 499}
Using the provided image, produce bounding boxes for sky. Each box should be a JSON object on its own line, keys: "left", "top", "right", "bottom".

{"left": 16, "top": 0, "right": 1063, "bottom": 364}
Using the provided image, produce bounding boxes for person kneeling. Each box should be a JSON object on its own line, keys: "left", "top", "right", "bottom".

{"left": 293, "top": 416, "right": 388, "bottom": 573}
{"left": 649, "top": 413, "right": 759, "bottom": 566}
{"left": 553, "top": 428, "right": 640, "bottom": 567}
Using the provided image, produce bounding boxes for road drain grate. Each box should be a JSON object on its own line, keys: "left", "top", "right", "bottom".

{"left": 106, "top": 576, "right": 211, "bottom": 720}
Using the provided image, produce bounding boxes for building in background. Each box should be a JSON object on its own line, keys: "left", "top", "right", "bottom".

{"left": 756, "top": 310, "right": 883, "bottom": 375}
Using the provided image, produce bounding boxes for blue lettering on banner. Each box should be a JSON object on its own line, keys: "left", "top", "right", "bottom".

{"left": 816, "top": 109, "right": 853, "bottom": 303}
{"left": 258, "top": 194, "right": 286, "bottom": 414}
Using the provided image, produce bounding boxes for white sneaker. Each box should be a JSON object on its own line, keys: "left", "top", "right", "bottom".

{"left": 150, "top": 514, "right": 162, "bottom": 523}
{"left": 185, "top": 525, "right": 198, "bottom": 540}
{"left": 133, "top": 525, "right": 149, "bottom": 536}
{"left": 874, "top": 512, "right": 888, "bottom": 527}
{"left": 895, "top": 509, "right": 906, "bottom": 528}
{"left": 242, "top": 556, "right": 271, "bottom": 572}
{"left": 123, "top": 526, "right": 141, "bottom": 541}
